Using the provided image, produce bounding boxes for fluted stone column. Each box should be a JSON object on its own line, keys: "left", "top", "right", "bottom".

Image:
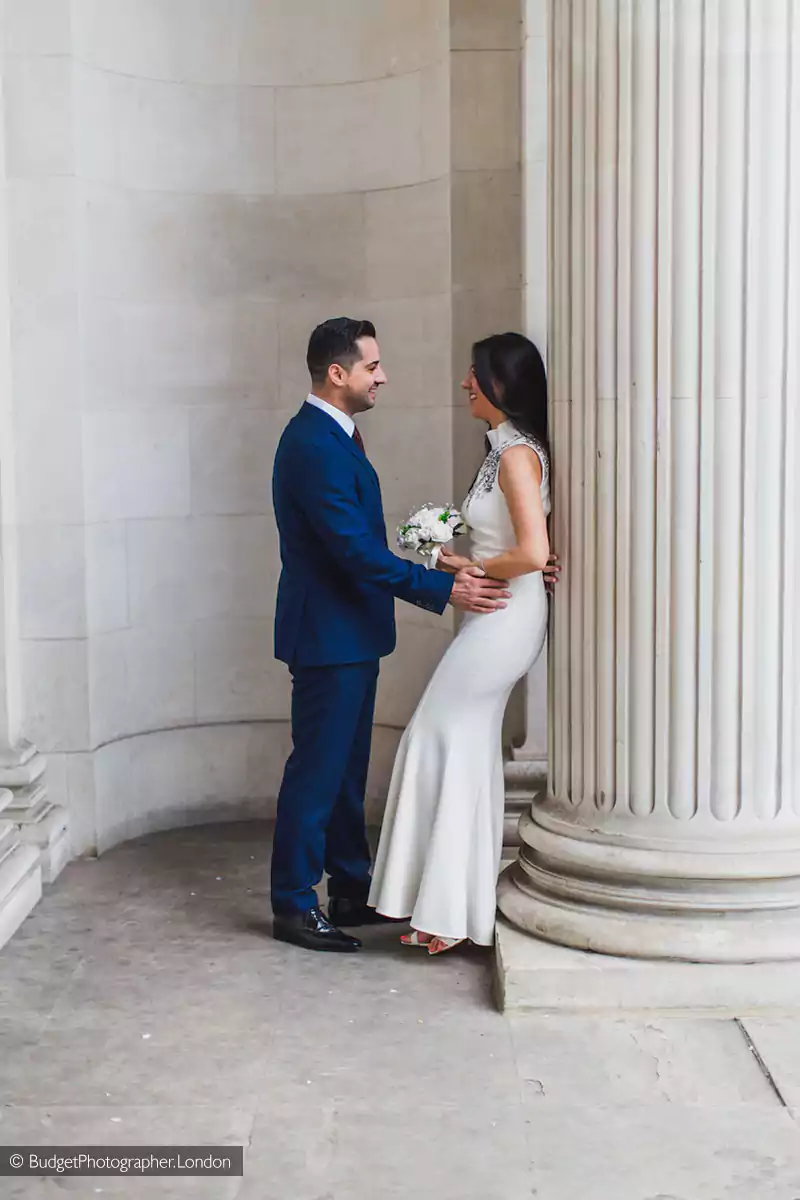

{"left": 499, "top": 0, "right": 800, "bottom": 963}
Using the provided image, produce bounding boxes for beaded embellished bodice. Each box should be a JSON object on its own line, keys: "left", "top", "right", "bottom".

{"left": 461, "top": 420, "right": 551, "bottom": 562}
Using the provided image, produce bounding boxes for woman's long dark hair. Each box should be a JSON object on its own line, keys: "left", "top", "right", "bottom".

{"left": 472, "top": 332, "right": 548, "bottom": 452}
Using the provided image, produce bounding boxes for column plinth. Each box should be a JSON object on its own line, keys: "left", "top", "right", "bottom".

{"left": 499, "top": 0, "right": 800, "bottom": 963}
{"left": 503, "top": 647, "right": 549, "bottom": 855}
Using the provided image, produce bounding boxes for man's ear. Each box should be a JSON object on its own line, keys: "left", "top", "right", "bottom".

{"left": 328, "top": 363, "right": 347, "bottom": 387}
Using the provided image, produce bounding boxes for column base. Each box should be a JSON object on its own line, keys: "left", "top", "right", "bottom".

{"left": 0, "top": 743, "right": 45, "bottom": 787}
{"left": 11, "top": 803, "right": 70, "bottom": 884}
{"left": 498, "top": 850, "right": 800, "bottom": 965}
{"left": 498, "top": 803, "right": 800, "bottom": 963}
{"left": 0, "top": 748, "right": 71, "bottom": 885}
{"left": 494, "top": 917, "right": 800, "bottom": 1014}
{"left": 502, "top": 757, "right": 546, "bottom": 854}
{"left": 0, "top": 822, "right": 42, "bottom": 953}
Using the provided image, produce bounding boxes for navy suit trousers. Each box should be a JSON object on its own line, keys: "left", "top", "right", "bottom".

{"left": 270, "top": 660, "right": 378, "bottom": 916}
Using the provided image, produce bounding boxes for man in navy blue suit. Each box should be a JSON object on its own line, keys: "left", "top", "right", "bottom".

{"left": 271, "top": 318, "right": 511, "bottom": 951}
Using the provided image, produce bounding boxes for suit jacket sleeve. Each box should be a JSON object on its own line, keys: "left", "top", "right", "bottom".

{"left": 290, "top": 441, "right": 454, "bottom": 615}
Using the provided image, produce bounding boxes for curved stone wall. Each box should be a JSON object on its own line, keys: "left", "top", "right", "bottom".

{"left": 10, "top": 0, "right": 455, "bottom": 853}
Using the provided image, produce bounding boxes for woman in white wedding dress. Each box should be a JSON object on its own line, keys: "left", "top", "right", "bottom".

{"left": 368, "top": 332, "right": 551, "bottom": 954}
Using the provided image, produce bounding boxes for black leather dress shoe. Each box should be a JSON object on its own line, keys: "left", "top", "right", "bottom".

{"left": 328, "top": 897, "right": 407, "bottom": 928}
{"left": 272, "top": 906, "right": 361, "bottom": 952}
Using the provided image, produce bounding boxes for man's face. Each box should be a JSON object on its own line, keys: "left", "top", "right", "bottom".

{"left": 337, "top": 337, "right": 387, "bottom": 414}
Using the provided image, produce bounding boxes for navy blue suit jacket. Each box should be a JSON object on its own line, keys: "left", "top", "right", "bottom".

{"left": 273, "top": 402, "right": 454, "bottom": 668}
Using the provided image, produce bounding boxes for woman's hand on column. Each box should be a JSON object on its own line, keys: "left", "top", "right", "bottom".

{"left": 544, "top": 552, "right": 561, "bottom": 594}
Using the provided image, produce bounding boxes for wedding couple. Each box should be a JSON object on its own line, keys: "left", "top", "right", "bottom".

{"left": 271, "top": 317, "right": 555, "bottom": 955}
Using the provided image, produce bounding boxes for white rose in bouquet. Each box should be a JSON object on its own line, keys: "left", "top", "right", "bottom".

{"left": 397, "top": 504, "right": 467, "bottom": 568}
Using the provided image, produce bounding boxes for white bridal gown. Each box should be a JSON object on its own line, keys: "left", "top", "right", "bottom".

{"left": 368, "top": 420, "right": 551, "bottom": 945}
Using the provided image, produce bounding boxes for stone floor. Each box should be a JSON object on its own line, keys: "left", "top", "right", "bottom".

{"left": 3, "top": 822, "right": 800, "bottom": 1198}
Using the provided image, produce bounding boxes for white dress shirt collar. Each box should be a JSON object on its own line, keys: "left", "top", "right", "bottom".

{"left": 306, "top": 394, "right": 355, "bottom": 438}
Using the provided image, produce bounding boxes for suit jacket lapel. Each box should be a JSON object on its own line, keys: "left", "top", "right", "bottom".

{"left": 300, "top": 401, "right": 379, "bottom": 479}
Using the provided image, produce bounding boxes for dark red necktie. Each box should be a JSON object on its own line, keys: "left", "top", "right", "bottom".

{"left": 352, "top": 426, "right": 366, "bottom": 455}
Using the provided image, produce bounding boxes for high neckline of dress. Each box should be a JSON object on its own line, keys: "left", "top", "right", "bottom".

{"left": 486, "top": 420, "right": 515, "bottom": 450}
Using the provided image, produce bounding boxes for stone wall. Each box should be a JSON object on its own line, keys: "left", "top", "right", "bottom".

{"left": 0, "top": 0, "right": 540, "bottom": 857}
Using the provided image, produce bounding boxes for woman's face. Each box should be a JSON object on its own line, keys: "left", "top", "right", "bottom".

{"left": 461, "top": 365, "right": 501, "bottom": 424}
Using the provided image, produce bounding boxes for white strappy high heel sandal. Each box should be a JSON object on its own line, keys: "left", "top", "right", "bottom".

{"left": 400, "top": 930, "right": 434, "bottom": 948}
{"left": 426, "top": 936, "right": 467, "bottom": 956}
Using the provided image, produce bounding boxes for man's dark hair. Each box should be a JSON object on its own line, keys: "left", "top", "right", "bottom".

{"left": 306, "top": 317, "right": 376, "bottom": 385}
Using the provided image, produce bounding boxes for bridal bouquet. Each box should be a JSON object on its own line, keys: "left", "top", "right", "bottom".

{"left": 397, "top": 504, "right": 467, "bottom": 568}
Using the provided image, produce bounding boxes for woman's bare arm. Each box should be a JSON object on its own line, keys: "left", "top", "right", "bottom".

{"left": 478, "top": 445, "right": 550, "bottom": 580}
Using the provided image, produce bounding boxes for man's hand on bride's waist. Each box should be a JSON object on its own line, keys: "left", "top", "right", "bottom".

{"left": 448, "top": 566, "right": 511, "bottom": 615}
